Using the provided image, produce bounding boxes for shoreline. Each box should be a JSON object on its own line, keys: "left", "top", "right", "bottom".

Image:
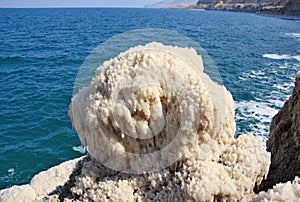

{"left": 183, "top": 7, "right": 300, "bottom": 20}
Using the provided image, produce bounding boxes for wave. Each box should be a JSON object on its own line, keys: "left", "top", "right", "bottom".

{"left": 263, "top": 54, "right": 300, "bottom": 61}
{"left": 285, "top": 32, "right": 300, "bottom": 40}
{"left": 7, "top": 168, "right": 15, "bottom": 177}
{"left": 235, "top": 100, "right": 280, "bottom": 146}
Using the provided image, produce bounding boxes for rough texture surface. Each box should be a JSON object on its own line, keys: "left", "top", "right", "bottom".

{"left": 68, "top": 42, "right": 237, "bottom": 174}
{"left": 0, "top": 185, "right": 36, "bottom": 202}
{"left": 37, "top": 134, "right": 268, "bottom": 202}
{"left": 254, "top": 177, "right": 300, "bottom": 201}
{"left": 0, "top": 157, "right": 82, "bottom": 202}
{"left": 259, "top": 71, "right": 300, "bottom": 191}
{"left": 66, "top": 43, "right": 270, "bottom": 201}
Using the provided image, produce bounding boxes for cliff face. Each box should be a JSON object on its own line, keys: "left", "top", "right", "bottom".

{"left": 280, "top": 0, "right": 300, "bottom": 16}
{"left": 259, "top": 71, "right": 300, "bottom": 191}
{"left": 195, "top": 0, "right": 300, "bottom": 16}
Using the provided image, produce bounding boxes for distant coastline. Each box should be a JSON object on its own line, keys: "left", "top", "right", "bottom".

{"left": 184, "top": 7, "right": 300, "bottom": 20}
{"left": 145, "top": 0, "right": 300, "bottom": 17}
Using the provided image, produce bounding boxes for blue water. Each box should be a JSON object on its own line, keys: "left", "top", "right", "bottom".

{"left": 0, "top": 8, "right": 299, "bottom": 189}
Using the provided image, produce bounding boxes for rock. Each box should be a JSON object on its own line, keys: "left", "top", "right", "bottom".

{"left": 195, "top": 0, "right": 300, "bottom": 16}
{"left": 253, "top": 177, "right": 300, "bottom": 201}
{"left": 67, "top": 43, "right": 271, "bottom": 201}
{"left": 0, "top": 185, "right": 36, "bottom": 202}
{"left": 0, "top": 157, "right": 83, "bottom": 202}
{"left": 30, "top": 157, "right": 83, "bottom": 198}
{"left": 39, "top": 134, "right": 269, "bottom": 201}
{"left": 259, "top": 70, "right": 300, "bottom": 191}
{"left": 68, "top": 42, "right": 239, "bottom": 174}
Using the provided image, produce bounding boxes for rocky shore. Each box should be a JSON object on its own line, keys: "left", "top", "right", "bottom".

{"left": 0, "top": 43, "right": 299, "bottom": 201}
{"left": 259, "top": 70, "right": 300, "bottom": 191}
{"left": 192, "top": 0, "right": 300, "bottom": 17}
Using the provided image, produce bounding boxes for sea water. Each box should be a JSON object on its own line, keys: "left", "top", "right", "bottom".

{"left": 0, "top": 8, "right": 299, "bottom": 189}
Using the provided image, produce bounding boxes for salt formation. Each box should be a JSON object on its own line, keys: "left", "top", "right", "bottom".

{"left": 69, "top": 42, "right": 237, "bottom": 173}
{"left": 254, "top": 177, "right": 300, "bottom": 201}
{"left": 66, "top": 42, "right": 270, "bottom": 201}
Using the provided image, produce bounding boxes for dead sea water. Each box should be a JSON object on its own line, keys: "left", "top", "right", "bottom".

{"left": 0, "top": 8, "right": 299, "bottom": 188}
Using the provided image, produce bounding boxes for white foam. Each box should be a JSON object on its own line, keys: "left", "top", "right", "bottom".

{"left": 292, "top": 55, "right": 300, "bottom": 62}
{"left": 7, "top": 168, "right": 15, "bottom": 176}
{"left": 263, "top": 54, "right": 300, "bottom": 62}
{"left": 235, "top": 100, "right": 279, "bottom": 146}
{"left": 239, "top": 69, "right": 269, "bottom": 81}
{"left": 236, "top": 101, "right": 278, "bottom": 122}
{"left": 285, "top": 32, "right": 300, "bottom": 40}
{"left": 263, "top": 54, "right": 291, "bottom": 60}
{"left": 274, "top": 82, "right": 294, "bottom": 91}
{"left": 72, "top": 146, "right": 86, "bottom": 154}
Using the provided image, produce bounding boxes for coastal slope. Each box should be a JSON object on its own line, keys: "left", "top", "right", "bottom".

{"left": 195, "top": 0, "right": 300, "bottom": 16}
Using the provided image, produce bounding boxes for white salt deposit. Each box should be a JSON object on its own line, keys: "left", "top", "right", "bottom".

{"left": 69, "top": 42, "right": 235, "bottom": 173}
{"left": 66, "top": 42, "right": 271, "bottom": 200}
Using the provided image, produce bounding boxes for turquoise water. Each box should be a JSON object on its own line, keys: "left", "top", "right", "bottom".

{"left": 0, "top": 8, "right": 299, "bottom": 189}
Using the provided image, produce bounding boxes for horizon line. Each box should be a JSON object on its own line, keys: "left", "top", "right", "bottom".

{"left": 0, "top": 6, "right": 159, "bottom": 9}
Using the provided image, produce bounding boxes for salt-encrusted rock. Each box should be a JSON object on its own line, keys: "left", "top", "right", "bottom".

{"left": 0, "top": 157, "right": 82, "bottom": 202}
{"left": 0, "top": 185, "right": 36, "bottom": 202}
{"left": 254, "top": 177, "right": 300, "bottom": 201}
{"left": 66, "top": 43, "right": 271, "bottom": 201}
{"left": 260, "top": 70, "right": 300, "bottom": 191}
{"left": 45, "top": 135, "right": 269, "bottom": 201}
{"left": 69, "top": 42, "right": 237, "bottom": 174}
{"left": 30, "top": 157, "right": 83, "bottom": 198}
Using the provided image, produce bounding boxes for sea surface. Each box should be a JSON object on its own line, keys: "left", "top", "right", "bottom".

{"left": 0, "top": 8, "right": 299, "bottom": 189}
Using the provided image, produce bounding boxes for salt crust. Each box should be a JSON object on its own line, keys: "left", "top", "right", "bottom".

{"left": 53, "top": 134, "right": 270, "bottom": 201}
{"left": 0, "top": 43, "right": 274, "bottom": 201}
{"left": 0, "top": 157, "right": 82, "bottom": 201}
{"left": 254, "top": 177, "right": 300, "bottom": 202}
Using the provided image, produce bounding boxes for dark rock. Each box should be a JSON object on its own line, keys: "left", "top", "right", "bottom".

{"left": 259, "top": 71, "right": 300, "bottom": 191}
{"left": 195, "top": 0, "right": 300, "bottom": 16}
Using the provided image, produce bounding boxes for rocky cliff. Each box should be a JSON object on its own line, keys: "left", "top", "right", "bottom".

{"left": 195, "top": 0, "right": 300, "bottom": 16}
{"left": 259, "top": 71, "right": 300, "bottom": 191}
